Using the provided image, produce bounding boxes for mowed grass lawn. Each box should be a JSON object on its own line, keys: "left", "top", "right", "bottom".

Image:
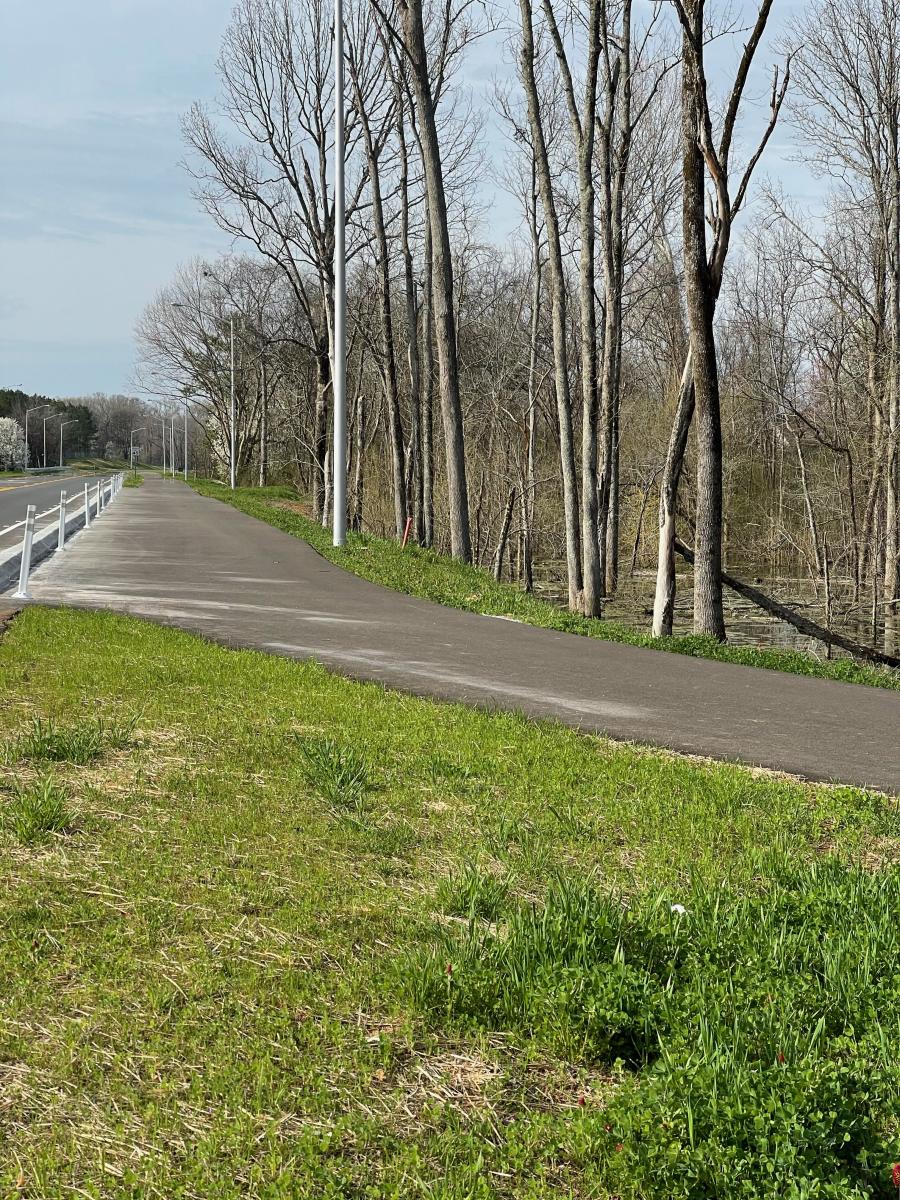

{"left": 2, "top": 607, "right": 900, "bottom": 1197}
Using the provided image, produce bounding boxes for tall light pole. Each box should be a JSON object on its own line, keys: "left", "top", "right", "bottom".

{"left": 130, "top": 426, "right": 145, "bottom": 472}
{"left": 332, "top": 0, "right": 347, "bottom": 547}
{"left": 178, "top": 393, "right": 189, "bottom": 481}
{"left": 230, "top": 313, "right": 236, "bottom": 490}
{"left": 23, "top": 404, "right": 49, "bottom": 470}
{"left": 42, "top": 413, "right": 56, "bottom": 468}
{"left": 59, "top": 419, "right": 76, "bottom": 467}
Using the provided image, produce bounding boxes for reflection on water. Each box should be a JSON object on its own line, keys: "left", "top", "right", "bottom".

{"left": 534, "top": 564, "right": 898, "bottom": 660}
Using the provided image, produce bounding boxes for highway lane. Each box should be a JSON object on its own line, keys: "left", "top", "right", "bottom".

{"left": 0, "top": 472, "right": 110, "bottom": 556}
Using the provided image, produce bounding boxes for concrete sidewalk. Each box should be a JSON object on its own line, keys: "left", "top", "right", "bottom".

{"left": 8, "top": 476, "right": 900, "bottom": 793}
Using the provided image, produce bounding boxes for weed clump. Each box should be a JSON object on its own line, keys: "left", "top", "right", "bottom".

{"left": 5, "top": 777, "right": 72, "bottom": 844}
{"left": 296, "top": 736, "right": 375, "bottom": 825}
{"left": 407, "top": 859, "right": 900, "bottom": 1198}
{"left": 437, "top": 861, "right": 510, "bottom": 921}
{"left": 6, "top": 715, "right": 135, "bottom": 766}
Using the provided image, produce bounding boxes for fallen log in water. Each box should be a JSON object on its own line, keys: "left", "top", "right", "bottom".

{"left": 673, "top": 538, "right": 900, "bottom": 670}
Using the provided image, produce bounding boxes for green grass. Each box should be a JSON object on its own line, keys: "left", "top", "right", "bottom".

{"left": 190, "top": 480, "right": 900, "bottom": 692}
{"left": 5, "top": 776, "right": 72, "bottom": 845}
{"left": 3, "top": 714, "right": 135, "bottom": 765}
{"left": 123, "top": 472, "right": 144, "bottom": 489}
{"left": 1, "top": 605, "right": 899, "bottom": 1196}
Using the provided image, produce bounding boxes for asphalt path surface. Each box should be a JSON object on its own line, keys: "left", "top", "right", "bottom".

{"left": 9, "top": 476, "right": 900, "bottom": 793}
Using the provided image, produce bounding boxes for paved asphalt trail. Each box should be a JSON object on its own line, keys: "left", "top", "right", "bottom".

{"left": 7, "top": 476, "right": 900, "bottom": 793}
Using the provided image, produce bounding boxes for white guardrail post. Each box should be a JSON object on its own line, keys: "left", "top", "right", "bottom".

{"left": 57, "top": 490, "right": 67, "bottom": 551}
{"left": 6, "top": 473, "right": 125, "bottom": 603}
{"left": 12, "top": 506, "right": 36, "bottom": 600}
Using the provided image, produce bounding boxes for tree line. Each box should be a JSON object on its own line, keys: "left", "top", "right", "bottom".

{"left": 134, "top": 0, "right": 900, "bottom": 655}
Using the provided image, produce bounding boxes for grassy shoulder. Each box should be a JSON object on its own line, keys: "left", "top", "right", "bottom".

{"left": 123, "top": 472, "right": 144, "bottom": 488}
{"left": 191, "top": 479, "right": 900, "bottom": 692}
{"left": 1, "top": 606, "right": 899, "bottom": 1197}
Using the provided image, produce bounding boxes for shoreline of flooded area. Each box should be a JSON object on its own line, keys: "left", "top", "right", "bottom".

{"left": 533, "top": 564, "right": 899, "bottom": 660}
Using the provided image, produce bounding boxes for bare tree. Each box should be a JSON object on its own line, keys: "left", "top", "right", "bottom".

{"left": 652, "top": 0, "right": 788, "bottom": 638}
{"left": 791, "top": 0, "right": 900, "bottom": 630}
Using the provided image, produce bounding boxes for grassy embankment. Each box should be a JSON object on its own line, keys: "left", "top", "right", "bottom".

{"left": 1, "top": 605, "right": 900, "bottom": 1197}
{"left": 191, "top": 480, "right": 900, "bottom": 692}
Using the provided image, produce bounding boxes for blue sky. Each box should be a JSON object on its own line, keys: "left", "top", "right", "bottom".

{"left": 0, "top": 0, "right": 811, "bottom": 400}
{"left": 0, "top": 0, "right": 231, "bottom": 398}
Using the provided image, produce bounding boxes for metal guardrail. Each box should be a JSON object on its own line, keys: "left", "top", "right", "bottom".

{"left": 1, "top": 473, "right": 123, "bottom": 600}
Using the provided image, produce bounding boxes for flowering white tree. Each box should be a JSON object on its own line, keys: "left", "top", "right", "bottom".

{"left": 0, "top": 418, "right": 28, "bottom": 470}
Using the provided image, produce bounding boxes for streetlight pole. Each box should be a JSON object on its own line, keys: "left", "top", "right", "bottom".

{"left": 42, "top": 413, "right": 55, "bottom": 468}
{"left": 130, "top": 426, "right": 145, "bottom": 472}
{"left": 59, "top": 419, "right": 76, "bottom": 467}
{"left": 23, "top": 404, "right": 49, "bottom": 470}
{"left": 332, "top": 0, "right": 347, "bottom": 547}
{"left": 230, "top": 314, "right": 236, "bottom": 490}
{"left": 179, "top": 394, "right": 189, "bottom": 481}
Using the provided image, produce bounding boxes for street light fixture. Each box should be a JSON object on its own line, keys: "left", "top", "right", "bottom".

{"left": 23, "top": 404, "right": 49, "bottom": 470}
{"left": 59, "top": 419, "right": 77, "bottom": 467}
{"left": 332, "top": 0, "right": 347, "bottom": 547}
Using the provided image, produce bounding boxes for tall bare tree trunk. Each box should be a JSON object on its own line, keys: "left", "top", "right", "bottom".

{"left": 522, "top": 163, "right": 542, "bottom": 595}
{"left": 312, "top": 340, "right": 329, "bottom": 520}
{"left": 399, "top": 0, "right": 471, "bottom": 562}
{"left": 422, "top": 220, "right": 435, "bottom": 548}
{"left": 596, "top": 0, "right": 633, "bottom": 599}
{"left": 492, "top": 489, "right": 517, "bottom": 580}
{"left": 886, "top": 138, "right": 900, "bottom": 604}
{"left": 544, "top": 0, "right": 602, "bottom": 615}
{"left": 350, "top": 54, "right": 407, "bottom": 536}
{"left": 396, "top": 72, "right": 424, "bottom": 543}
{"left": 652, "top": 357, "right": 694, "bottom": 636}
{"left": 518, "top": 0, "right": 582, "bottom": 609}
{"left": 259, "top": 355, "right": 268, "bottom": 487}
{"left": 680, "top": 28, "right": 726, "bottom": 640}
{"left": 793, "top": 428, "right": 824, "bottom": 579}
{"left": 352, "top": 391, "right": 365, "bottom": 531}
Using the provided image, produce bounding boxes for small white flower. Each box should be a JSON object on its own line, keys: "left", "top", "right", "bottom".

{"left": 670, "top": 904, "right": 687, "bottom": 916}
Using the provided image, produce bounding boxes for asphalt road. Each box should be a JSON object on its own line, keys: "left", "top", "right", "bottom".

{"left": 0, "top": 472, "right": 107, "bottom": 555}
{"left": 9, "top": 476, "right": 900, "bottom": 793}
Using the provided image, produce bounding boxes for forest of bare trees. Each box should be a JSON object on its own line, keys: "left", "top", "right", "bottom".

{"left": 133, "top": 0, "right": 900, "bottom": 656}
